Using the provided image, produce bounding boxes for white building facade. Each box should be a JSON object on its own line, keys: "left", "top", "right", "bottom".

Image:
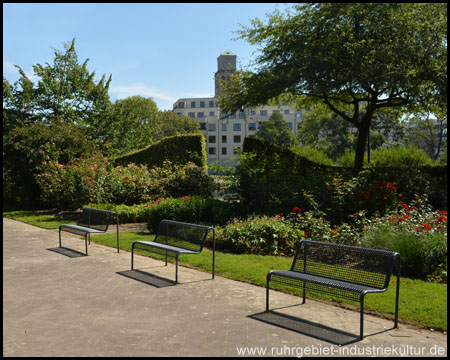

{"left": 172, "top": 51, "right": 304, "bottom": 166}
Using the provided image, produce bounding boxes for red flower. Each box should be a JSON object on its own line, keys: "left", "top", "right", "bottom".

{"left": 403, "top": 203, "right": 409, "bottom": 211}
{"left": 293, "top": 206, "right": 301, "bottom": 213}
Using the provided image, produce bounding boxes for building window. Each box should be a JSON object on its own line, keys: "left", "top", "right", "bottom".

{"left": 222, "top": 135, "right": 227, "bottom": 143}
{"left": 296, "top": 110, "right": 302, "bottom": 118}
{"left": 258, "top": 122, "right": 263, "bottom": 129}
{"left": 197, "top": 112, "right": 204, "bottom": 118}
{"left": 200, "top": 101, "right": 205, "bottom": 108}
{"left": 208, "top": 147, "right": 216, "bottom": 155}
{"left": 287, "top": 122, "right": 293, "bottom": 129}
{"left": 209, "top": 101, "right": 215, "bottom": 108}
{"left": 284, "top": 109, "right": 290, "bottom": 115}
{"left": 260, "top": 110, "right": 268, "bottom": 116}
{"left": 209, "top": 111, "right": 215, "bottom": 116}
{"left": 208, "top": 123, "right": 216, "bottom": 131}
{"left": 249, "top": 109, "right": 256, "bottom": 115}
{"left": 234, "top": 135, "right": 241, "bottom": 143}
{"left": 230, "top": 113, "right": 236, "bottom": 119}
{"left": 273, "top": 109, "right": 280, "bottom": 114}
{"left": 222, "top": 147, "right": 227, "bottom": 155}
{"left": 248, "top": 123, "right": 256, "bottom": 131}
{"left": 178, "top": 101, "right": 185, "bottom": 109}
{"left": 188, "top": 112, "right": 195, "bottom": 118}
{"left": 239, "top": 112, "right": 245, "bottom": 118}
{"left": 233, "top": 123, "right": 241, "bottom": 131}
{"left": 208, "top": 136, "right": 216, "bottom": 143}
{"left": 191, "top": 101, "right": 196, "bottom": 108}
{"left": 222, "top": 123, "right": 227, "bottom": 131}
{"left": 199, "top": 123, "right": 206, "bottom": 130}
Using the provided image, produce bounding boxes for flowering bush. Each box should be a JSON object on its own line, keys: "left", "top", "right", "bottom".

{"left": 35, "top": 151, "right": 109, "bottom": 209}
{"left": 360, "top": 195, "right": 447, "bottom": 281}
{"left": 281, "top": 195, "right": 447, "bottom": 282}
{"left": 35, "top": 158, "right": 214, "bottom": 209}
{"left": 283, "top": 206, "right": 359, "bottom": 246}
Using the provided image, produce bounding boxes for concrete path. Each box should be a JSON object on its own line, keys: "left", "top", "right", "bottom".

{"left": 3, "top": 218, "right": 447, "bottom": 357}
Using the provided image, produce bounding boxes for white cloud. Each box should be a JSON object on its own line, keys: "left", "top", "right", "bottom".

{"left": 3, "top": 59, "right": 37, "bottom": 81}
{"left": 109, "top": 83, "right": 177, "bottom": 103}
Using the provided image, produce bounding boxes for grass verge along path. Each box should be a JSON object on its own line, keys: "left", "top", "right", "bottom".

{"left": 3, "top": 210, "right": 447, "bottom": 332}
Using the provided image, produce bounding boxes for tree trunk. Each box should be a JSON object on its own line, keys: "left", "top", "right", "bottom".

{"left": 354, "top": 117, "right": 372, "bottom": 171}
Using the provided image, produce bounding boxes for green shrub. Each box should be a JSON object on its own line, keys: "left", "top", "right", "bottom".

{"left": 215, "top": 215, "right": 303, "bottom": 256}
{"left": 145, "top": 196, "right": 236, "bottom": 232}
{"left": 3, "top": 121, "right": 96, "bottom": 205}
{"left": 290, "top": 145, "right": 335, "bottom": 166}
{"left": 35, "top": 151, "right": 109, "bottom": 209}
{"left": 360, "top": 196, "right": 447, "bottom": 280}
{"left": 36, "top": 159, "right": 215, "bottom": 209}
{"left": 114, "top": 134, "right": 207, "bottom": 170}
{"left": 239, "top": 138, "right": 446, "bottom": 221}
{"left": 370, "top": 145, "right": 434, "bottom": 167}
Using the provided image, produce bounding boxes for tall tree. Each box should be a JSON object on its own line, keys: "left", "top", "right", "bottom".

{"left": 5, "top": 38, "right": 112, "bottom": 138}
{"left": 256, "top": 112, "right": 297, "bottom": 148}
{"left": 219, "top": 3, "right": 447, "bottom": 170}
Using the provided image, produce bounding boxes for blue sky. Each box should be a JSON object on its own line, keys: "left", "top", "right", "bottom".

{"left": 3, "top": 3, "right": 290, "bottom": 111}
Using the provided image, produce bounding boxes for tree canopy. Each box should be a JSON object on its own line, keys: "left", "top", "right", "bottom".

{"left": 219, "top": 3, "right": 447, "bottom": 169}
{"left": 255, "top": 112, "right": 297, "bottom": 149}
{"left": 4, "top": 38, "right": 112, "bottom": 135}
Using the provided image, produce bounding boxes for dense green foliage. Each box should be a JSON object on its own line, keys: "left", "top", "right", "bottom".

{"left": 114, "top": 134, "right": 208, "bottom": 170}
{"left": 255, "top": 112, "right": 298, "bottom": 148}
{"left": 219, "top": 3, "right": 447, "bottom": 169}
{"left": 239, "top": 137, "right": 447, "bottom": 222}
{"left": 3, "top": 120, "right": 97, "bottom": 205}
{"left": 35, "top": 157, "right": 214, "bottom": 209}
{"left": 105, "top": 97, "right": 201, "bottom": 155}
{"left": 215, "top": 215, "right": 303, "bottom": 256}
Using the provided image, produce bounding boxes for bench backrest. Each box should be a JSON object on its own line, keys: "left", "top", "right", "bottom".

{"left": 154, "top": 219, "right": 212, "bottom": 253}
{"left": 78, "top": 208, "right": 114, "bottom": 232}
{"left": 291, "top": 240, "right": 397, "bottom": 290}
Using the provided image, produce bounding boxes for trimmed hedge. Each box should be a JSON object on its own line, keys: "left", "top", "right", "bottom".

{"left": 240, "top": 138, "right": 447, "bottom": 222}
{"left": 113, "top": 134, "right": 207, "bottom": 170}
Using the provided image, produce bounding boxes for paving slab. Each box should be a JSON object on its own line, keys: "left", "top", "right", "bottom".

{"left": 3, "top": 217, "right": 447, "bottom": 357}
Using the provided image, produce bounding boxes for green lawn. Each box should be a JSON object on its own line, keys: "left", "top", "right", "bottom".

{"left": 3, "top": 210, "right": 447, "bottom": 332}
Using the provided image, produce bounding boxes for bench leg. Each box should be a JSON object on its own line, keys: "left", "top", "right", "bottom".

{"left": 116, "top": 214, "right": 120, "bottom": 253}
{"left": 360, "top": 297, "right": 365, "bottom": 340}
{"left": 266, "top": 273, "right": 271, "bottom": 312}
{"left": 394, "top": 255, "right": 401, "bottom": 329}
{"left": 175, "top": 255, "right": 179, "bottom": 284}
{"left": 131, "top": 243, "right": 135, "bottom": 270}
{"left": 85, "top": 233, "right": 88, "bottom": 256}
{"left": 59, "top": 228, "right": 62, "bottom": 248}
{"left": 302, "top": 281, "right": 306, "bottom": 304}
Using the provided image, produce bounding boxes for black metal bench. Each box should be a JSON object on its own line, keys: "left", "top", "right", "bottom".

{"left": 59, "top": 207, "right": 119, "bottom": 256}
{"left": 131, "top": 219, "right": 215, "bottom": 284}
{"left": 266, "top": 240, "right": 401, "bottom": 340}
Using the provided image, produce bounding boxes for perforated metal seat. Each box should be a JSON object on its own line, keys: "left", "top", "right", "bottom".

{"left": 59, "top": 208, "right": 119, "bottom": 255}
{"left": 131, "top": 219, "right": 215, "bottom": 284}
{"left": 266, "top": 240, "right": 401, "bottom": 340}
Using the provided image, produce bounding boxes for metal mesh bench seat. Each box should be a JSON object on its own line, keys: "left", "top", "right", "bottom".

{"left": 59, "top": 207, "right": 119, "bottom": 256}
{"left": 266, "top": 240, "right": 401, "bottom": 340}
{"left": 131, "top": 219, "right": 215, "bottom": 284}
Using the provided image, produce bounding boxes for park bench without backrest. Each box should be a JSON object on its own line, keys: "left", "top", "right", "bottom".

{"left": 131, "top": 219, "right": 215, "bottom": 284}
{"left": 59, "top": 207, "right": 119, "bottom": 256}
{"left": 266, "top": 239, "right": 401, "bottom": 340}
